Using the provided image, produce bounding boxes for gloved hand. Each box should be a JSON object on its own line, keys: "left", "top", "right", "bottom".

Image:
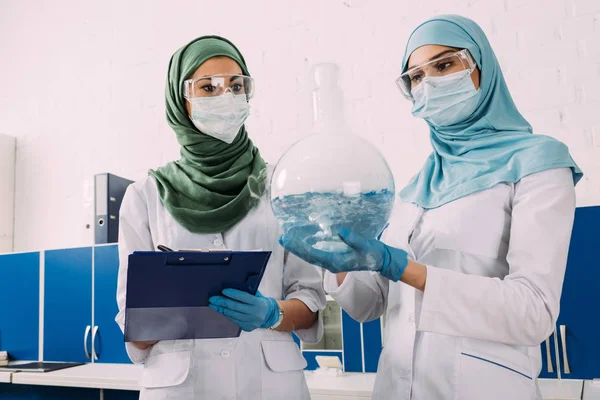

{"left": 209, "top": 289, "right": 280, "bottom": 332}
{"left": 279, "top": 226, "right": 409, "bottom": 282}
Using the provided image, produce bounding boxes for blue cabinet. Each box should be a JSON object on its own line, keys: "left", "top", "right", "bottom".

{"left": 0, "top": 384, "right": 98, "bottom": 400}
{"left": 362, "top": 318, "right": 382, "bottom": 373}
{"left": 298, "top": 310, "right": 383, "bottom": 372}
{"left": 103, "top": 390, "right": 140, "bottom": 400}
{"left": 0, "top": 252, "right": 40, "bottom": 361}
{"left": 44, "top": 248, "right": 93, "bottom": 363}
{"left": 93, "top": 245, "right": 130, "bottom": 364}
{"left": 554, "top": 206, "right": 600, "bottom": 379}
{"left": 342, "top": 310, "right": 363, "bottom": 372}
{"left": 44, "top": 245, "right": 130, "bottom": 364}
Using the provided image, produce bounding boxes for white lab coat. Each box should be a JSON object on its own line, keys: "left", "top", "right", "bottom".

{"left": 325, "top": 168, "right": 576, "bottom": 400}
{"left": 115, "top": 172, "right": 326, "bottom": 400}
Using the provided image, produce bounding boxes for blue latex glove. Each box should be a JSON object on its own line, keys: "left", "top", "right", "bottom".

{"left": 279, "top": 226, "right": 409, "bottom": 282}
{"left": 209, "top": 289, "right": 280, "bottom": 332}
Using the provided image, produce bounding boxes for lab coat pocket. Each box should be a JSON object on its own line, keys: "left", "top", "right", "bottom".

{"left": 262, "top": 340, "right": 307, "bottom": 371}
{"left": 140, "top": 351, "right": 191, "bottom": 388}
{"left": 261, "top": 340, "right": 309, "bottom": 400}
{"left": 458, "top": 338, "right": 535, "bottom": 400}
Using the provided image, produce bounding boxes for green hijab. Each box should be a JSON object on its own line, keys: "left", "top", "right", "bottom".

{"left": 149, "top": 36, "right": 267, "bottom": 234}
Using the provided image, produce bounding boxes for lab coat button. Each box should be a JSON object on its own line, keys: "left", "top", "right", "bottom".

{"left": 220, "top": 350, "right": 230, "bottom": 358}
{"left": 214, "top": 238, "right": 223, "bottom": 247}
{"left": 408, "top": 313, "right": 415, "bottom": 324}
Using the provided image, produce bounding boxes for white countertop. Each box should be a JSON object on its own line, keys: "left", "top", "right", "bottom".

{"left": 539, "top": 379, "right": 584, "bottom": 400}
{"left": 0, "top": 371, "right": 11, "bottom": 384}
{"left": 11, "top": 363, "right": 141, "bottom": 390}
{"left": 10, "top": 363, "right": 376, "bottom": 395}
{"left": 583, "top": 380, "right": 600, "bottom": 400}
{"left": 5, "top": 363, "right": 591, "bottom": 400}
{"left": 305, "top": 370, "right": 375, "bottom": 396}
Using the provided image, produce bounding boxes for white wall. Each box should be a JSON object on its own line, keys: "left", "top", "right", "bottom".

{"left": 1, "top": 0, "right": 599, "bottom": 251}
{"left": 0, "top": 134, "right": 16, "bottom": 252}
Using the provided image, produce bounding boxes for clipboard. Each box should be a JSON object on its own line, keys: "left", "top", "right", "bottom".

{"left": 124, "top": 250, "right": 271, "bottom": 342}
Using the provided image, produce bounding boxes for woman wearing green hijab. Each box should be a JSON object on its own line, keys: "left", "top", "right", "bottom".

{"left": 115, "top": 36, "right": 325, "bottom": 399}
{"left": 281, "top": 15, "right": 581, "bottom": 399}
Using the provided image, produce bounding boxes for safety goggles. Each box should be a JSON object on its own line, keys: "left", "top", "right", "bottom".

{"left": 183, "top": 74, "right": 255, "bottom": 100}
{"left": 396, "top": 49, "right": 476, "bottom": 100}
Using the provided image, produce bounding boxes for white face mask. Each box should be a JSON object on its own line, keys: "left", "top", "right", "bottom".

{"left": 411, "top": 70, "right": 481, "bottom": 127}
{"left": 189, "top": 93, "right": 250, "bottom": 144}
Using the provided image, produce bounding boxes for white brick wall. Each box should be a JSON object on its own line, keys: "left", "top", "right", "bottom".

{"left": 1, "top": 0, "right": 599, "bottom": 251}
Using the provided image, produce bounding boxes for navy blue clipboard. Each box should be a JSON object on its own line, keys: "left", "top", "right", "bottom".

{"left": 124, "top": 250, "right": 271, "bottom": 342}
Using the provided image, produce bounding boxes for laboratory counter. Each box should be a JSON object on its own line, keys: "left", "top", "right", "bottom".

{"left": 0, "top": 371, "right": 12, "bottom": 384}
{"left": 0, "top": 363, "right": 596, "bottom": 400}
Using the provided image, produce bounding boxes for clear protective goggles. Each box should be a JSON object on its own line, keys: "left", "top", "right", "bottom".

{"left": 396, "top": 49, "right": 476, "bottom": 100}
{"left": 183, "top": 74, "right": 255, "bottom": 100}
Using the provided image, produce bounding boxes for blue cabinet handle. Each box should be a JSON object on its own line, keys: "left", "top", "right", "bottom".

{"left": 560, "top": 325, "right": 571, "bottom": 374}
{"left": 84, "top": 325, "right": 91, "bottom": 360}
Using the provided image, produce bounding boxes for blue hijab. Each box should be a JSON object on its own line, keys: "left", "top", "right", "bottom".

{"left": 399, "top": 15, "right": 582, "bottom": 209}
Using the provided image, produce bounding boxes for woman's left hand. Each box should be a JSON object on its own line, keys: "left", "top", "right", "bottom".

{"left": 209, "top": 289, "right": 280, "bottom": 331}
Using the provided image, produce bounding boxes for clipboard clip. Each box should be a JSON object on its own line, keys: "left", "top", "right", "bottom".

{"left": 157, "top": 245, "right": 232, "bottom": 253}
{"left": 181, "top": 248, "right": 233, "bottom": 252}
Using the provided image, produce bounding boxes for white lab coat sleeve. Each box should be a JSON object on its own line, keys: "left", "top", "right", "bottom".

{"left": 324, "top": 271, "right": 389, "bottom": 323}
{"left": 418, "top": 168, "right": 576, "bottom": 346}
{"left": 282, "top": 250, "right": 327, "bottom": 344}
{"left": 115, "top": 184, "right": 156, "bottom": 364}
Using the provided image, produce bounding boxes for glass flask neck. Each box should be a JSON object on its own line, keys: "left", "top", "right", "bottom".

{"left": 312, "top": 63, "right": 350, "bottom": 135}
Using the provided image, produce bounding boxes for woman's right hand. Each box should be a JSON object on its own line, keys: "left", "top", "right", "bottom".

{"left": 280, "top": 227, "right": 409, "bottom": 282}
{"left": 132, "top": 340, "right": 158, "bottom": 350}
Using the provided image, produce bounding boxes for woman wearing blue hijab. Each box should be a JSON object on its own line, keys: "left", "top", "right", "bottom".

{"left": 281, "top": 15, "right": 582, "bottom": 399}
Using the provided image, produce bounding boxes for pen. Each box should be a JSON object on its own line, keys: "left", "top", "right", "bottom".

{"left": 157, "top": 245, "right": 174, "bottom": 252}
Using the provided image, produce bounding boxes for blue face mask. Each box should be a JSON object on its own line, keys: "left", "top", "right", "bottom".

{"left": 411, "top": 70, "right": 481, "bottom": 127}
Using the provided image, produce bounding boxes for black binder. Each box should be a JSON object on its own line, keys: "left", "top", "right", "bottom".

{"left": 0, "top": 362, "right": 84, "bottom": 373}
{"left": 94, "top": 173, "right": 133, "bottom": 244}
{"left": 124, "top": 250, "right": 271, "bottom": 342}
